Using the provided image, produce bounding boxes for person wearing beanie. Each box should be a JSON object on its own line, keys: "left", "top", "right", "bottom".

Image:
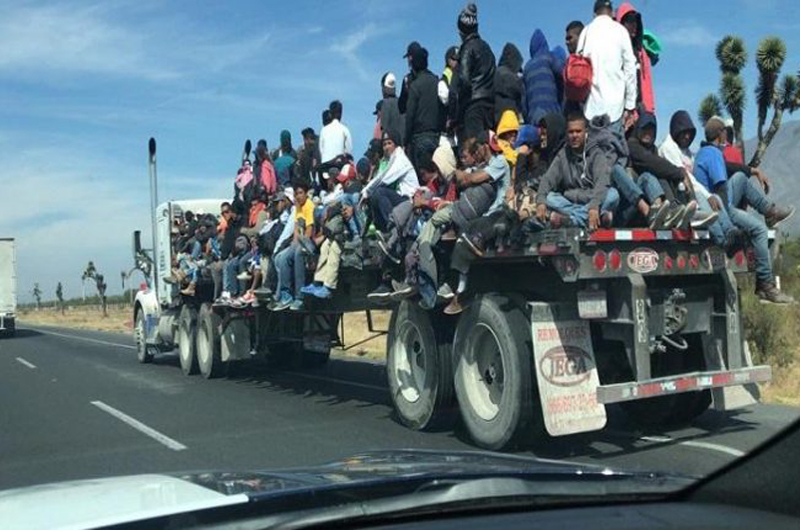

{"left": 399, "top": 41, "right": 422, "bottom": 114}
{"left": 297, "top": 127, "right": 321, "bottom": 186}
{"left": 523, "top": 29, "right": 562, "bottom": 126}
{"left": 380, "top": 72, "right": 405, "bottom": 146}
{"left": 453, "top": 3, "right": 496, "bottom": 144}
{"left": 694, "top": 116, "right": 795, "bottom": 304}
{"left": 405, "top": 45, "right": 443, "bottom": 172}
{"left": 273, "top": 129, "right": 297, "bottom": 188}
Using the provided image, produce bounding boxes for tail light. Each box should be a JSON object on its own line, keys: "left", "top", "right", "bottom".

{"left": 677, "top": 256, "right": 687, "bottom": 269}
{"left": 734, "top": 250, "right": 746, "bottom": 267}
{"left": 664, "top": 255, "right": 674, "bottom": 270}
{"left": 689, "top": 254, "right": 700, "bottom": 269}
{"left": 593, "top": 250, "right": 607, "bottom": 272}
{"left": 609, "top": 249, "right": 622, "bottom": 271}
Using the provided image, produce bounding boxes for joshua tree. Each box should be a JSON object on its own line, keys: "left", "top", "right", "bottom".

{"left": 32, "top": 283, "right": 42, "bottom": 311}
{"left": 56, "top": 282, "right": 65, "bottom": 315}
{"left": 699, "top": 35, "right": 799, "bottom": 167}
{"left": 82, "top": 261, "right": 108, "bottom": 317}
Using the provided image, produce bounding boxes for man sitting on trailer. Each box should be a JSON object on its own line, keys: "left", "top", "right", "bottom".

{"left": 273, "top": 181, "right": 315, "bottom": 311}
{"left": 693, "top": 117, "right": 795, "bottom": 305}
{"left": 535, "top": 112, "right": 620, "bottom": 230}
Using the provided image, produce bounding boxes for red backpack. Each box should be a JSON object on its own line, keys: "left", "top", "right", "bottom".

{"left": 564, "top": 31, "right": 593, "bottom": 102}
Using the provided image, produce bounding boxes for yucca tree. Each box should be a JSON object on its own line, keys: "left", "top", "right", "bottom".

{"left": 716, "top": 36, "right": 747, "bottom": 156}
{"left": 698, "top": 94, "right": 723, "bottom": 125}
{"left": 56, "top": 282, "right": 65, "bottom": 315}
{"left": 82, "top": 261, "right": 108, "bottom": 317}
{"left": 749, "top": 37, "right": 799, "bottom": 167}
{"left": 32, "top": 283, "right": 42, "bottom": 311}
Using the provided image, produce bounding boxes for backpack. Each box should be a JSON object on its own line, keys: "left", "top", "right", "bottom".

{"left": 564, "top": 34, "right": 593, "bottom": 102}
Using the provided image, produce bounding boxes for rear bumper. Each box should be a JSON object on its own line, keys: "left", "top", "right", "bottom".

{"left": 596, "top": 365, "right": 772, "bottom": 404}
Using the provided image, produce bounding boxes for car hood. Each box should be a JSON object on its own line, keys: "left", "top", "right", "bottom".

{"left": 0, "top": 449, "right": 693, "bottom": 529}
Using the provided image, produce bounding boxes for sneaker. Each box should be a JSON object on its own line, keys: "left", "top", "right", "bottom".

{"left": 272, "top": 294, "right": 293, "bottom": 311}
{"left": 755, "top": 281, "right": 796, "bottom": 305}
{"left": 647, "top": 200, "right": 671, "bottom": 230}
{"left": 549, "top": 212, "right": 574, "bottom": 229}
{"left": 663, "top": 204, "right": 686, "bottom": 229}
{"left": 600, "top": 211, "right": 614, "bottom": 228}
{"left": 691, "top": 209, "right": 719, "bottom": 230}
{"left": 377, "top": 239, "right": 401, "bottom": 265}
{"left": 214, "top": 291, "right": 233, "bottom": 306}
{"left": 443, "top": 296, "right": 465, "bottom": 315}
{"left": 437, "top": 283, "right": 456, "bottom": 301}
{"left": 521, "top": 216, "right": 546, "bottom": 234}
{"left": 289, "top": 299, "right": 304, "bottom": 311}
{"left": 236, "top": 271, "right": 252, "bottom": 281}
{"left": 459, "top": 233, "right": 485, "bottom": 257}
{"left": 678, "top": 200, "right": 698, "bottom": 230}
{"left": 367, "top": 283, "right": 394, "bottom": 302}
{"left": 310, "top": 285, "right": 333, "bottom": 299}
{"left": 765, "top": 205, "right": 795, "bottom": 229}
{"left": 390, "top": 280, "right": 417, "bottom": 300}
{"left": 253, "top": 287, "right": 273, "bottom": 298}
{"left": 230, "top": 296, "right": 246, "bottom": 309}
{"left": 301, "top": 283, "right": 321, "bottom": 296}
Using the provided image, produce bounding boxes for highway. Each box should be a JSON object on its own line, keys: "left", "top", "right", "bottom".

{"left": 1, "top": 325, "right": 797, "bottom": 491}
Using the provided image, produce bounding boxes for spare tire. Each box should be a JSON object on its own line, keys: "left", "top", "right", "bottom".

{"left": 453, "top": 294, "right": 535, "bottom": 450}
{"left": 387, "top": 301, "right": 455, "bottom": 431}
{"left": 178, "top": 305, "right": 199, "bottom": 376}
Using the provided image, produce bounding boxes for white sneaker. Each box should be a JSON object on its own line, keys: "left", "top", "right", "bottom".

{"left": 236, "top": 271, "right": 252, "bottom": 281}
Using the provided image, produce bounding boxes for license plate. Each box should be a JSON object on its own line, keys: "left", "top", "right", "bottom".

{"left": 577, "top": 290, "right": 607, "bottom": 319}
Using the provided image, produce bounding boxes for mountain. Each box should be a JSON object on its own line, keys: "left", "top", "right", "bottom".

{"left": 745, "top": 120, "right": 800, "bottom": 235}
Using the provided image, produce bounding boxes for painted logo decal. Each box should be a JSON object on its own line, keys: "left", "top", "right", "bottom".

{"left": 539, "top": 345, "right": 592, "bottom": 387}
{"left": 627, "top": 248, "right": 659, "bottom": 273}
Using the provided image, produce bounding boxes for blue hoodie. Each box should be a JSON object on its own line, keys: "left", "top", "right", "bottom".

{"left": 523, "top": 29, "right": 562, "bottom": 126}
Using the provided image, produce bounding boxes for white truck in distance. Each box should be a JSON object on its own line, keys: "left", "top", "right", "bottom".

{"left": 0, "top": 238, "right": 18, "bottom": 337}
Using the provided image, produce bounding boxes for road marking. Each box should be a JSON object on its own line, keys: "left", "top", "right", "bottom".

{"left": 27, "top": 328, "right": 136, "bottom": 350}
{"left": 15, "top": 357, "right": 37, "bottom": 369}
{"left": 280, "top": 370, "right": 386, "bottom": 392}
{"left": 640, "top": 435, "right": 745, "bottom": 457}
{"left": 90, "top": 400, "right": 187, "bottom": 451}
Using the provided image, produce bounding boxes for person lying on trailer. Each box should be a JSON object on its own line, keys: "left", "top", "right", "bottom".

{"left": 534, "top": 111, "right": 620, "bottom": 230}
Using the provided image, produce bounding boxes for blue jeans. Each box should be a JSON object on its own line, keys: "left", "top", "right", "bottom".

{"left": 369, "top": 186, "right": 408, "bottom": 232}
{"left": 340, "top": 192, "right": 363, "bottom": 235}
{"left": 275, "top": 242, "right": 306, "bottom": 299}
{"left": 612, "top": 166, "right": 664, "bottom": 226}
{"left": 223, "top": 256, "right": 240, "bottom": 295}
{"left": 546, "top": 188, "right": 620, "bottom": 228}
{"left": 725, "top": 173, "right": 772, "bottom": 282}
{"left": 695, "top": 192, "right": 736, "bottom": 246}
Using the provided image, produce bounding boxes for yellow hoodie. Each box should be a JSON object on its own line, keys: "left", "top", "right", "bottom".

{"left": 496, "top": 110, "right": 520, "bottom": 166}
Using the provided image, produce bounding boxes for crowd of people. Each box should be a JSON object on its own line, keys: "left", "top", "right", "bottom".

{"left": 164, "top": 0, "right": 796, "bottom": 311}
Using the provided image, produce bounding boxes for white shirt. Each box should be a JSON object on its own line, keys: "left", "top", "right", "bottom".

{"left": 577, "top": 14, "right": 637, "bottom": 123}
{"left": 362, "top": 146, "right": 419, "bottom": 198}
{"left": 319, "top": 119, "right": 353, "bottom": 164}
{"left": 659, "top": 134, "right": 710, "bottom": 201}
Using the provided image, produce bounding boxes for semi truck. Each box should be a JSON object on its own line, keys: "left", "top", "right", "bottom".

{"left": 132, "top": 138, "right": 773, "bottom": 450}
{"left": 0, "top": 238, "right": 18, "bottom": 337}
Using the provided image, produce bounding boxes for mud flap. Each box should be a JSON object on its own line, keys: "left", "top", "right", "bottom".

{"left": 221, "top": 318, "right": 251, "bottom": 362}
{"left": 530, "top": 302, "right": 607, "bottom": 436}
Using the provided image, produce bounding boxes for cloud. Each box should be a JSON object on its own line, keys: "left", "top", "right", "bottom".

{"left": 655, "top": 20, "right": 718, "bottom": 48}
{"left": 331, "top": 23, "right": 384, "bottom": 81}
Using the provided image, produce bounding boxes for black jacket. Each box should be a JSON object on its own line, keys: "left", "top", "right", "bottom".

{"left": 494, "top": 43, "right": 524, "bottom": 124}
{"left": 627, "top": 113, "right": 684, "bottom": 184}
{"left": 405, "top": 69, "right": 442, "bottom": 140}
{"left": 516, "top": 112, "right": 566, "bottom": 193}
{"left": 456, "top": 33, "right": 496, "bottom": 113}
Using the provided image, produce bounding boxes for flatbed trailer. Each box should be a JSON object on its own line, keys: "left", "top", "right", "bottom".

{"left": 131, "top": 139, "right": 772, "bottom": 450}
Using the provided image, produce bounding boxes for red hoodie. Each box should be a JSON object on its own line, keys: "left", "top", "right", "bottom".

{"left": 617, "top": 2, "right": 655, "bottom": 114}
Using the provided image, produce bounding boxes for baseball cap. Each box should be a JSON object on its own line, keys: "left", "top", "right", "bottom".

{"left": 403, "top": 41, "right": 422, "bottom": 59}
{"left": 381, "top": 72, "right": 396, "bottom": 90}
{"left": 373, "top": 100, "right": 383, "bottom": 116}
{"left": 336, "top": 163, "right": 357, "bottom": 183}
{"left": 594, "top": 0, "right": 613, "bottom": 13}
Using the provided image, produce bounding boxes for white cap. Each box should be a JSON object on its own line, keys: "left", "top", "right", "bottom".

{"left": 284, "top": 187, "right": 295, "bottom": 204}
{"left": 723, "top": 117, "right": 735, "bottom": 128}
{"left": 383, "top": 72, "right": 396, "bottom": 90}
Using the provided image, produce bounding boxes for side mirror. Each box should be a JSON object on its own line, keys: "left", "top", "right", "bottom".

{"left": 148, "top": 137, "right": 156, "bottom": 160}
{"left": 133, "top": 230, "right": 143, "bottom": 260}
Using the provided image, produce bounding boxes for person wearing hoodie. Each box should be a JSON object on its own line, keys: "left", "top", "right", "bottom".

{"left": 616, "top": 2, "right": 656, "bottom": 114}
{"left": 454, "top": 3, "right": 496, "bottom": 143}
{"left": 494, "top": 42, "right": 524, "bottom": 124}
{"left": 380, "top": 72, "right": 405, "bottom": 147}
{"left": 405, "top": 46, "right": 443, "bottom": 172}
{"left": 253, "top": 139, "right": 277, "bottom": 196}
{"left": 578, "top": 1, "right": 638, "bottom": 133}
{"left": 273, "top": 130, "right": 297, "bottom": 188}
{"left": 522, "top": 29, "right": 563, "bottom": 126}
{"left": 694, "top": 117, "right": 795, "bottom": 304}
{"left": 495, "top": 109, "right": 520, "bottom": 167}
{"left": 536, "top": 112, "right": 621, "bottom": 230}
{"left": 511, "top": 113, "right": 565, "bottom": 218}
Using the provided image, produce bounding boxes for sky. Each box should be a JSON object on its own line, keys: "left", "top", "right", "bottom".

{"left": 1, "top": 0, "right": 799, "bottom": 302}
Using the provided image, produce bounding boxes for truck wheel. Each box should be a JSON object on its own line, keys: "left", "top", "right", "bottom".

{"left": 197, "top": 303, "right": 225, "bottom": 379}
{"left": 387, "top": 301, "right": 455, "bottom": 431}
{"left": 453, "top": 295, "right": 534, "bottom": 450}
{"left": 178, "top": 305, "right": 199, "bottom": 375}
{"left": 621, "top": 336, "right": 711, "bottom": 428}
{"left": 135, "top": 309, "right": 153, "bottom": 364}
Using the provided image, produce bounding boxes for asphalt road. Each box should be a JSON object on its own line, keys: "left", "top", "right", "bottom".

{"left": 1, "top": 324, "right": 797, "bottom": 491}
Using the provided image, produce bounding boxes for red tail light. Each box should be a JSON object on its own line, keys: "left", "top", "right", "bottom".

{"left": 734, "top": 250, "right": 746, "bottom": 267}
{"left": 689, "top": 254, "right": 699, "bottom": 269}
{"left": 664, "top": 256, "right": 674, "bottom": 270}
{"left": 609, "top": 249, "right": 622, "bottom": 270}
{"left": 677, "top": 256, "right": 687, "bottom": 269}
{"left": 593, "top": 250, "right": 607, "bottom": 272}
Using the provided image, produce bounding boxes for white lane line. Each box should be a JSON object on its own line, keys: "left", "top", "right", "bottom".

{"left": 15, "top": 357, "right": 37, "bottom": 369}
{"left": 90, "top": 400, "right": 187, "bottom": 451}
{"left": 27, "top": 328, "right": 136, "bottom": 350}
{"left": 279, "top": 370, "right": 386, "bottom": 392}
{"left": 640, "top": 435, "right": 745, "bottom": 457}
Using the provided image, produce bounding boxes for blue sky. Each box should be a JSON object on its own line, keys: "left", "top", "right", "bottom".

{"left": 2, "top": 0, "right": 799, "bottom": 302}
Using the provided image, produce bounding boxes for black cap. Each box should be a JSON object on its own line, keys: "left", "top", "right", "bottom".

{"left": 301, "top": 127, "right": 316, "bottom": 139}
{"left": 364, "top": 138, "right": 383, "bottom": 158}
{"left": 445, "top": 45, "right": 459, "bottom": 63}
{"left": 594, "top": 0, "right": 613, "bottom": 13}
{"left": 373, "top": 100, "right": 383, "bottom": 116}
{"left": 403, "top": 41, "right": 422, "bottom": 58}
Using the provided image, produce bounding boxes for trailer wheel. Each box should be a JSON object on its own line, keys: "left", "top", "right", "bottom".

{"left": 621, "top": 335, "right": 711, "bottom": 428}
{"left": 197, "top": 303, "right": 225, "bottom": 379}
{"left": 387, "top": 301, "right": 455, "bottom": 431}
{"left": 177, "top": 305, "right": 199, "bottom": 375}
{"left": 453, "top": 295, "right": 534, "bottom": 450}
{"left": 135, "top": 308, "right": 153, "bottom": 364}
